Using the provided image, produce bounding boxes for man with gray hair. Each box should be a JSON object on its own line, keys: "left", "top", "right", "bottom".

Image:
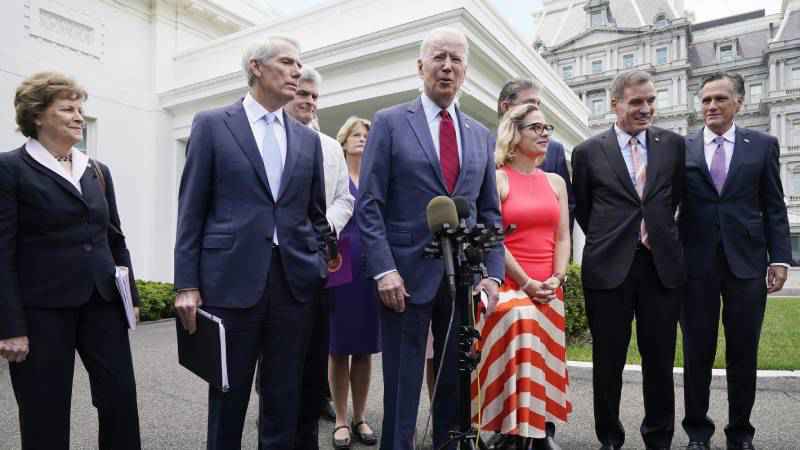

{"left": 284, "top": 65, "right": 355, "bottom": 450}
{"left": 572, "top": 69, "right": 686, "bottom": 450}
{"left": 358, "top": 26, "right": 503, "bottom": 450}
{"left": 174, "top": 37, "right": 334, "bottom": 449}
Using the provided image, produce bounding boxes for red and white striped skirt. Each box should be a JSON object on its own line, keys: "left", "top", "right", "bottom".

{"left": 471, "top": 287, "right": 571, "bottom": 438}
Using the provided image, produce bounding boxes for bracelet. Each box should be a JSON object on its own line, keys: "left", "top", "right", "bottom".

{"left": 520, "top": 278, "right": 534, "bottom": 290}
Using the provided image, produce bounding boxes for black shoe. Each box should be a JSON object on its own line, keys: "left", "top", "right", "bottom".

{"left": 599, "top": 445, "right": 620, "bottom": 450}
{"left": 530, "top": 437, "right": 561, "bottom": 450}
{"left": 320, "top": 400, "right": 336, "bottom": 422}
{"left": 728, "top": 442, "right": 755, "bottom": 450}
{"left": 351, "top": 420, "right": 378, "bottom": 446}
{"left": 332, "top": 425, "right": 351, "bottom": 449}
{"left": 687, "top": 441, "right": 710, "bottom": 450}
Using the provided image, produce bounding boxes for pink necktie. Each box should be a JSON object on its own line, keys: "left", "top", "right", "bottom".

{"left": 439, "top": 110, "right": 459, "bottom": 193}
{"left": 630, "top": 137, "right": 649, "bottom": 248}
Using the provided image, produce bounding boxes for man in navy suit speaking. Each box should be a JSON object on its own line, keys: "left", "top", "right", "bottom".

{"left": 679, "top": 72, "right": 791, "bottom": 450}
{"left": 357, "top": 27, "right": 504, "bottom": 450}
{"left": 173, "top": 36, "right": 331, "bottom": 450}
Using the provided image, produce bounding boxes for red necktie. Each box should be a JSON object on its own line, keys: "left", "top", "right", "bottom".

{"left": 439, "top": 110, "right": 459, "bottom": 193}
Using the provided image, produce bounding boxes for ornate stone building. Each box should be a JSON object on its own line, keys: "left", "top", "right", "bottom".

{"left": 534, "top": 0, "right": 800, "bottom": 263}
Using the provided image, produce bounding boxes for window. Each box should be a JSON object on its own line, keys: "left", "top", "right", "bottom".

{"left": 74, "top": 126, "right": 89, "bottom": 153}
{"left": 719, "top": 44, "right": 734, "bottom": 63}
{"left": 562, "top": 64, "right": 573, "bottom": 79}
{"left": 622, "top": 53, "right": 635, "bottom": 69}
{"left": 592, "top": 98, "right": 605, "bottom": 116}
{"left": 750, "top": 84, "right": 763, "bottom": 104}
{"left": 591, "top": 59, "right": 603, "bottom": 74}
{"left": 657, "top": 89, "right": 671, "bottom": 108}
{"left": 793, "top": 68, "right": 800, "bottom": 88}
{"left": 791, "top": 234, "right": 800, "bottom": 266}
{"left": 693, "top": 93, "right": 701, "bottom": 111}
{"left": 73, "top": 118, "right": 95, "bottom": 156}
{"left": 655, "top": 14, "right": 669, "bottom": 28}
{"left": 656, "top": 47, "right": 668, "bottom": 65}
{"left": 591, "top": 11, "right": 605, "bottom": 27}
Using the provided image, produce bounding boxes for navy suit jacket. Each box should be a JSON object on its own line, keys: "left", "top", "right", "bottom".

{"left": 0, "top": 148, "right": 138, "bottom": 339}
{"left": 680, "top": 127, "right": 791, "bottom": 278}
{"left": 573, "top": 126, "right": 686, "bottom": 289}
{"left": 541, "top": 139, "right": 575, "bottom": 229}
{"left": 357, "top": 97, "right": 504, "bottom": 304}
{"left": 174, "top": 100, "right": 328, "bottom": 306}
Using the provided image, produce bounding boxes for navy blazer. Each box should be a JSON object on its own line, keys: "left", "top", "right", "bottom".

{"left": 357, "top": 97, "right": 504, "bottom": 304}
{"left": 0, "top": 147, "right": 138, "bottom": 340}
{"left": 680, "top": 127, "right": 791, "bottom": 278}
{"left": 174, "top": 100, "right": 328, "bottom": 307}
{"left": 541, "top": 139, "right": 575, "bottom": 229}
{"left": 573, "top": 126, "right": 686, "bottom": 289}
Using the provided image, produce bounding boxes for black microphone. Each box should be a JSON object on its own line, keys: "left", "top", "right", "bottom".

{"left": 426, "top": 196, "right": 459, "bottom": 299}
{"left": 452, "top": 197, "right": 471, "bottom": 224}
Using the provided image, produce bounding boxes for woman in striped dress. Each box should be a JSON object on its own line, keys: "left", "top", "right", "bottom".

{"left": 472, "top": 103, "right": 571, "bottom": 450}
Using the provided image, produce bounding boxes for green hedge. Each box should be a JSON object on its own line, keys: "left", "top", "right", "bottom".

{"left": 136, "top": 280, "right": 176, "bottom": 322}
{"left": 135, "top": 267, "right": 591, "bottom": 341}
{"left": 563, "top": 263, "right": 590, "bottom": 344}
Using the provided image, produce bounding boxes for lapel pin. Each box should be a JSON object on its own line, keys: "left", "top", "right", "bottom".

{"left": 744, "top": 138, "right": 750, "bottom": 143}
{"left": 465, "top": 122, "right": 470, "bottom": 129}
{"left": 654, "top": 137, "right": 660, "bottom": 142}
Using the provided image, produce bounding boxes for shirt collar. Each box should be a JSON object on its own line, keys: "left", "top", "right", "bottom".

{"left": 703, "top": 123, "right": 736, "bottom": 145}
{"left": 243, "top": 92, "right": 284, "bottom": 127}
{"left": 421, "top": 93, "right": 458, "bottom": 124}
{"left": 24, "top": 137, "right": 89, "bottom": 189}
{"left": 614, "top": 124, "right": 647, "bottom": 149}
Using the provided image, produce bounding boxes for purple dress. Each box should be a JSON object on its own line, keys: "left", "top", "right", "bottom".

{"left": 329, "top": 180, "right": 381, "bottom": 355}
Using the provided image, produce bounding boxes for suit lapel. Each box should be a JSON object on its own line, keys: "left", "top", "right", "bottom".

{"left": 278, "top": 112, "right": 299, "bottom": 201}
{"left": 223, "top": 101, "right": 273, "bottom": 200}
{"left": 407, "top": 99, "right": 448, "bottom": 193}
{"left": 601, "top": 127, "right": 639, "bottom": 201}
{"left": 722, "top": 127, "right": 749, "bottom": 197}
{"left": 687, "top": 129, "right": 716, "bottom": 193}
{"left": 21, "top": 150, "right": 87, "bottom": 206}
{"left": 453, "top": 106, "right": 473, "bottom": 194}
{"left": 642, "top": 128, "right": 661, "bottom": 199}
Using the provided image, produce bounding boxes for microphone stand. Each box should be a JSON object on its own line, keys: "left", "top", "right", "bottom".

{"left": 425, "top": 223, "right": 507, "bottom": 450}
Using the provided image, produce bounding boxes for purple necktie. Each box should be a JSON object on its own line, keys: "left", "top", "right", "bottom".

{"left": 709, "top": 136, "right": 727, "bottom": 194}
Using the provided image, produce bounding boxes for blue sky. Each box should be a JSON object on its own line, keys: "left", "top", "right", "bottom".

{"left": 273, "top": 0, "right": 782, "bottom": 40}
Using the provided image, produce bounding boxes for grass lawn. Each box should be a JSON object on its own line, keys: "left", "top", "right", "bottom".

{"left": 567, "top": 297, "right": 800, "bottom": 370}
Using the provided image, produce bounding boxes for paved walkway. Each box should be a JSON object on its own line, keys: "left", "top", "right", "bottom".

{"left": 2, "top": 319, "right": 799, "bottom": 449}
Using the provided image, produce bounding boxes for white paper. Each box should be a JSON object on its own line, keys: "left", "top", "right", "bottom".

{"left": 114, "top": 266, "right": 136, "bottom": 330}
{"left": 198, "top": 309, "right": 230, "bottom": 392}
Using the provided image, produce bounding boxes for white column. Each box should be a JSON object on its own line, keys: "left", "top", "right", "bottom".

{"left": 778, "top": 60, "right": 784, "bottom": 90}
{"left": 672, "top": 77, "right": 678, "bottom": 105}
{"left": 644, "top": 41, "right": 651, "bottom": 64}
{"left": 672, "top": 37, "right": 678, "bottom": 62}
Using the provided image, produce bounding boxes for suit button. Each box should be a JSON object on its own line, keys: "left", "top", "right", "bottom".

{"left": 83, "top": 244, "right": 93, "bottom": 252}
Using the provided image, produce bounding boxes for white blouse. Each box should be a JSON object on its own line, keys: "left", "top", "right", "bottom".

{"left": 24, "top": 138, "right": 89, "bottom": 194}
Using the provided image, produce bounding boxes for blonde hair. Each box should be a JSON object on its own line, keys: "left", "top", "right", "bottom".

{"left": 15, "top": 72, "right": 87, "bottom": 139}
{"left": 336, "top": 116, "right": 371, "bottom": 152}
{"left": 495, "top": 103, "right": 544, "bottom": 167}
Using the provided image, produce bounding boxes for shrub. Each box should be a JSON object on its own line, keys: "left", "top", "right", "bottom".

{"left": 563, "top": 263, "right": 590, "bottom": 344}
{"left": 136, "top": 280, "right": 176, "bottom": 322}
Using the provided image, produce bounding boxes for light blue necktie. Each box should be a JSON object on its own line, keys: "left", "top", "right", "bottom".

{"left": 261, "top": 113, "right": 283, "bottom": 199}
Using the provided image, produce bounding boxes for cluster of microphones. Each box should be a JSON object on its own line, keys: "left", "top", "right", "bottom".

{"left": 425, "top": 196, "right": 510, "bottom": 300}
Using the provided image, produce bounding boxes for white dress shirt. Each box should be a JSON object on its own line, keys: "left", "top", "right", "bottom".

{"left": 703, "top": 123, "right": 736, "bottom": 172}
{"left": 613, "top": 124, "right": 648, "bottom": 186}
{"left": 25, "top": 138, "right": 89, "bottom": 194}
{"left": 420, "top": 93, "right": 463, "bottom": 164}
{"left": 316, "top": 130, "right": 354, "bottom": 237}
{"left": 242, "top": 93, "right": 287, "bottom": 244}
{"left": 242, "top": 93, "right": 288, "bottom": 170}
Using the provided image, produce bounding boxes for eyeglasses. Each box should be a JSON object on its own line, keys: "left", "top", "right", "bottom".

{"left": 520, "top": 122, "right": 554, "bottom": 135}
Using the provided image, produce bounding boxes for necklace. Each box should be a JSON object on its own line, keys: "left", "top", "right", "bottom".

{"left": 55, "top": 154, "right": 72, "bottom": 162}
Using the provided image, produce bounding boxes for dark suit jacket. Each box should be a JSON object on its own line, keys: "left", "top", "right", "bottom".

{"left": 174, "top": 100, "right": 328, "bottom": 307}
{"left": 541, "top": 139, "right": 575, "bottom": 230}
{"left": 572, "top": 126, "right": 686, "bottom": 290}
{"left": 680, "top": 127, "right": 791, "bottom": 278}
{"left": 0, "top": 147, "right": 138, "bottom": 340}
{"left": 357, "top": 97, "right": 504, "bottom": 304}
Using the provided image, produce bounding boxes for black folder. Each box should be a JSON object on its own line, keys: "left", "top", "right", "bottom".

{"left": 176, "top": 309, "right": 230, "bottom": 392}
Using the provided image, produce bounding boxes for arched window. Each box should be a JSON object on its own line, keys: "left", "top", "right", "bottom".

{"left": 654, "top": 13, "right": 669, "bottom": 28}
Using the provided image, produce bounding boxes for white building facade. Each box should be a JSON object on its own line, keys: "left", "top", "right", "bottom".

{"left": 1, "top": 0, "right": 590, "bottom": 282}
